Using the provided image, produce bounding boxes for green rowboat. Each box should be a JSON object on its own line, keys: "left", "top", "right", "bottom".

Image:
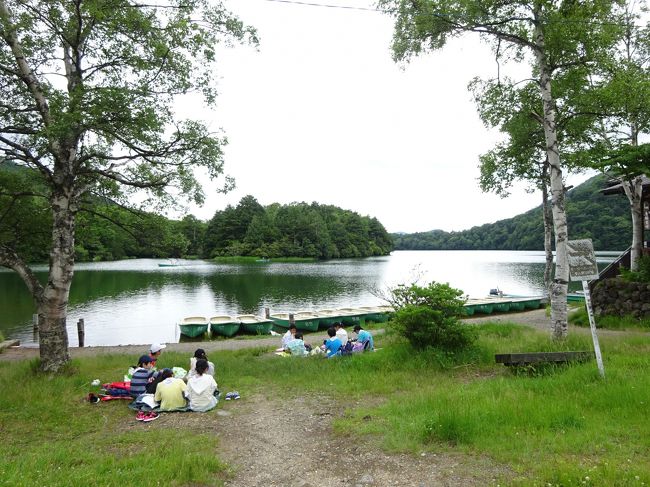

{"left": 209, "top": 316, "right": 240, "bottom": 337}
{"left": 179, "top": 316, "right": 209, "bottom": 338}
{"left": 269, "top": 312, "right": 320, "bottom": 332}
{"left": 237, "top": 314, "right": 274, "bottom": 335}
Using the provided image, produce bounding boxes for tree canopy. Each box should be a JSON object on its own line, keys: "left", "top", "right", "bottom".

{"left": 0, "top": 0, "right": 256, "bottom": 371}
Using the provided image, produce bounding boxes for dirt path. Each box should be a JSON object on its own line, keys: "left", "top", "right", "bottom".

{"left": 211, "top": 393, "right": 509, "bottom": 487}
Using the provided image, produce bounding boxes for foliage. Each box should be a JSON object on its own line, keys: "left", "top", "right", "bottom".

{"left": 619, "top": 255, "right": 650, "bottom": 283}
{"left": 388, "top": 281, "right": 475, "bottom": 351}
{"left": 392, "top": 174, "right": 631, "bottom": 251}
{"left": 570, "top": 306, "right": 650, "bottom": 330}
{"left": 203, "top": 196, "right": 393, "bottom": 260}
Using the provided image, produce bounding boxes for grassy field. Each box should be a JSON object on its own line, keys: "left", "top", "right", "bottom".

{"left": 1, "top": 322, "right": 649, "bottom": 486}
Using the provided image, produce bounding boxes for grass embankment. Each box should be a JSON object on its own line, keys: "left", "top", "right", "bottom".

{"left": 1, "top": 323, "right": 650, "bottom": 486}
{"left": 570, "top": 306, "right": 650, "bottom": 330}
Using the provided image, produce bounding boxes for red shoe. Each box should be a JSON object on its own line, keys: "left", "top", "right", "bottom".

{"left": 142, "top": 412, "right": 159, "bottom": 422}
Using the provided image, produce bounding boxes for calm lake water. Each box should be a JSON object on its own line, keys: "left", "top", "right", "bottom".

{"left": 0, "top": 250, "right": 617, "bottom": 347}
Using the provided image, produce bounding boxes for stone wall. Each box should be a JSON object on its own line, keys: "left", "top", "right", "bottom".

{"left": 591, "top": 278, "right": 650, "bottom": 318}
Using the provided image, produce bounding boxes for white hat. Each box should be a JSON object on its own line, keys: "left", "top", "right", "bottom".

{"left": 150, "top": 343, "right": 167, "bottom": 354}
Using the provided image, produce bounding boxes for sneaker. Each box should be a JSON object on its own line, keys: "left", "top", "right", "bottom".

{"left": 142, "top": 412, "right": 159, "bottom": 422}
{"left": 232, "top": 391, "right": 240, "bottom": 400}
{"left": 225, "top": 392, "right": 234, "bottom": 401}
{"left": 135, "top": 411, "right": 147, "bottom": 421}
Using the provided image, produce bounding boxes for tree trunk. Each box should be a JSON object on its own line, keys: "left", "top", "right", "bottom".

{"left": 534, "top": 20, "right": 568, "bottom": 339}
{"left": 622, "top": 177, "right": 644, "bottom": 271}
{"left": 541, "top": 174, "right": 554, "bottom": 296}
{"left": 38, "top": 190, "right": 76, "bottom": 371}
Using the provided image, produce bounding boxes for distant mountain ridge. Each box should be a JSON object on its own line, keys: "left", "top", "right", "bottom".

{"left": 391, "top": 174, "right": 631, "bottom": 251}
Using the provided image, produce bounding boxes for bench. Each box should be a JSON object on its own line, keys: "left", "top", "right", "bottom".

{"left": 0, "top": 339, "right": 20, "bottom": 353}
{"left": 495, "top": 351, "right": 593, "bottom": 366}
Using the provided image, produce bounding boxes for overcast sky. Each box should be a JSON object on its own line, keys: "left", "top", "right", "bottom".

{"left": 179, "top": 0, "right": 593, "bottom": 233}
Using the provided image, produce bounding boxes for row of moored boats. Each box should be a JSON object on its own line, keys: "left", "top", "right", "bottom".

{"left": 178, "top": 306, "right": 395, "bottom": 338}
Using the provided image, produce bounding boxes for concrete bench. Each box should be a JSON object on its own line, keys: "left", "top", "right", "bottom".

{"left": 495, "top": 351, "right": 593, "bottom": 366}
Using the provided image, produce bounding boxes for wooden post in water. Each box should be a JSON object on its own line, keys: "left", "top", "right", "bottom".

{"left": 265, "top": 308, "right": 270, "bottom": 319}
{"left": 289, "top": 313, "right": 295, "bottom": 326}
{"left": 32, "top": 313, "right": 39, "bottom": 333}
{"left": 77, "top": 318, "right": 85, "bottom": 348}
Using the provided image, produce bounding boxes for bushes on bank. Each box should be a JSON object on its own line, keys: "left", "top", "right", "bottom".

{"left": 389, "top": 281, "right": 476, "bottom": 351}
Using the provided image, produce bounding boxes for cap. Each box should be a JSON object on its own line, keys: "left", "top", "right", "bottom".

{"left": 150, "top": 343, "right": 167, "bottom": 354}
{"left": 138, "top": 355, "right": 153, "bottom": 365}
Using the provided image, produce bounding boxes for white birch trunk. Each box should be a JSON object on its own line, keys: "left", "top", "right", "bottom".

{"left": 622, "top": 177, "right": 644, "bottom": 271}
{"left": 534, "top": 21, "right": 568, "bottom": 339}
{"left": 542, "top": 175, "right": 554, "bottom": 297}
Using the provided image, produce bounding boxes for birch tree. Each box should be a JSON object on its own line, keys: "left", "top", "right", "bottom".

{"left": 378, "top": 0, "right": 618, "bottom": 338}
{"left": 0, "top": 0, "right": 257, "bottom": 371}
{"left": 589, "top": 4, "right": 649, "bottom": 270}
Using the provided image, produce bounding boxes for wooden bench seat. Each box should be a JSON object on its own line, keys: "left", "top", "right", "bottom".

{"left": 495, "top": 351, "right": 593, "bottom": 366}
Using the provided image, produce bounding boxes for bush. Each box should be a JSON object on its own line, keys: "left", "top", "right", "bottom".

{"left": 620, "top": 255, "right": 650, "bottom": 283}
{"left": 393, "top": 305, "right": 476, "bottom": 351}
{"left": 389, "top": 281, "right": 475, "bottom": 351}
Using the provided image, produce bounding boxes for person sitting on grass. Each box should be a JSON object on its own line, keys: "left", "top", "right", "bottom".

{"left": 186, "top": 359, "right": 219, "bottom": 412}
{"left": 334, "top": 321, "right": 348, "bottom": 346}
{"left": 154, "top": 368, "right": 187, "bottom": 411}
{"left": 282, "top": 323, "right": 298, "bottom": 349}
{"left": 353, "top": 324, "right": 374, "bottom": 351}
{"left": 130, "top": 355, "right": 155, "bottom": 398}
{"left": 188, "top": 348, "right": 215, "bottom": 379}
{"left": 148, "top": 343, "right": 166, "bottom": 367}
{"left": 285, "top": 332, "right": 308, "bottom": 356}
{"left": 323, "top": 327, "right": 342, "bottom": 358}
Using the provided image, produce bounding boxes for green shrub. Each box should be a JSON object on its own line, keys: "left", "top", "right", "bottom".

{"left": 620, "top": 255, "right": 650, "bottom": 283}
{"left": 570, "top": 306, "right": 650, "bottom": 330}
{"left": 389, "top": 281, "right": 475, "bottom": 351}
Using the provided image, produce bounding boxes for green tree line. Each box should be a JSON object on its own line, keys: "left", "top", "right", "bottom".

{"left": 1, "top": 164, "right": 393, "bottom": 262}
{"left": 392, "top": 174, "right": 631, "bottom": 252}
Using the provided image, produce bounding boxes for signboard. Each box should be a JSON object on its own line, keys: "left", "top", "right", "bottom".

{"left": 567, "top": 239, "right": 599, "bottom": 282}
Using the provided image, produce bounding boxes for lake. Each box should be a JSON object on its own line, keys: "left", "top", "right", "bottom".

{"left": 0, "top": 250, "right": 618, "bottom": 346}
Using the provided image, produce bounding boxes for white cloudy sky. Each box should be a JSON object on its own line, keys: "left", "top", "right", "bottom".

{"left": 179, "top": 0, "right": 593, "bottom": 233}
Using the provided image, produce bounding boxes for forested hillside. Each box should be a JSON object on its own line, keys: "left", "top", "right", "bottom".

{"left": 392, "top": 174, "right": 632, "bottom": 251}
{"left": 0, "top": 161, "right": 393, "bottom": 261}
{"left": 203, "top": 196, "right": 393, "bottom": 259}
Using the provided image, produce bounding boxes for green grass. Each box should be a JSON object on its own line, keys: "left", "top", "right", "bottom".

{"left": 2, "top": 322, "right": 650, "bottom": 485}
{"left": 569, "top": 306, "right": 650, "bottom": 330}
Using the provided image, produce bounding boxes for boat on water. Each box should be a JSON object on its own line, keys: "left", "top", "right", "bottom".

{"left": 209, "top": 316, "right": 240, "bottom": 337}
{"left": 337, "top": 307, "right": 366, "bottom": 326}
{"left": 358, "top": 306, "right": 390, "bottom": 323}
{"left": 269, "top": 312, "right": 320, "bottom": 332}
{"left": 315, "top": 309, "right": 343, "bottom": 329}
{"left": 158, "top": 261, "right": 180, "bottom": 267}
{"left": 236, "top": 314, "right": 274, "bottom": 334}
{"left": 179, "top": 316, "right": 209, "bottom": 338}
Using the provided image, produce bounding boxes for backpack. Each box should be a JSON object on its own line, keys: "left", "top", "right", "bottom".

{"left": 340, "top": 341, "right": 354, "bottom": 356}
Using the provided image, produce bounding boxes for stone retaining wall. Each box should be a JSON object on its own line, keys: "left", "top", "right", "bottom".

{"left": 592, "top": 278, "right": 650, "bottom": 318}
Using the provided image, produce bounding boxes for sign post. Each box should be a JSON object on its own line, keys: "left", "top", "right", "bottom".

{"left": 567, "top": 239, "right": 604, "bottom": 378}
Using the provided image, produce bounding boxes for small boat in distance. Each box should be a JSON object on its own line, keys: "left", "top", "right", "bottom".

{"left": 179, "top": 316, "right": 209, "bottom": 338}
{"left": 270, "top": 312, "right": 320, "bottom": 332}
{"left": 237, "top": 314, "right": 274, "bottom": 335}
{"left": 209, "top": 316, "right": 240, "bottom": 337}
{"left": 158, "top": 259, "right": 180, "bottom": 267}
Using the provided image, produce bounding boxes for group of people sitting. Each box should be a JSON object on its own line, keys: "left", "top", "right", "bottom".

{"left": 281, "top": 322, "right": 374, "bottom": 358}
{"left": 129, "top": 345, "right": 219, "bottom": 421}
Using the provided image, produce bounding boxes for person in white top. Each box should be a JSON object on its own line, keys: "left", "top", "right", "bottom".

{"left": 334, "top": 322, "right": 348, "bottom": 345}
{"left": 282, "top": 323, "right": 297, "bottom": 349}
{"left": 188, "top": 348, "right": 215, "bottom": 379}
{"left": 186, "top": 359, "right": 219, "bottom": 412}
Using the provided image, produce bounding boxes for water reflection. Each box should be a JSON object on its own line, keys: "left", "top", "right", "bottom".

{"left": 0, "top": 251, "right": 618, "bottom": 346}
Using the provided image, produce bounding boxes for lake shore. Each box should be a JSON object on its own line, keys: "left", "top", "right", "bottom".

{"left": 0, "top": 308, "right": 553, "bottom": 362}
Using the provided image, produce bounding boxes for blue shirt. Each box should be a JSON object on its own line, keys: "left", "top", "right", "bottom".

{"left": 325, "top": 337, "right": 342, "bottom": 358}
{"left": 357, "top": 330, "right": 374, "bottom": 350}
